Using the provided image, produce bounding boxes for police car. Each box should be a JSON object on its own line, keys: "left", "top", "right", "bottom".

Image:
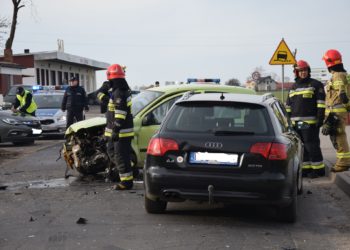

{"left": 33, "top": 86, "right": 67, "bottom": 136}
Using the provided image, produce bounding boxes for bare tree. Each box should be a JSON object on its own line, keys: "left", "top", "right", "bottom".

{"left": 4, "top": 0, "right": 33, "bottom": 62}
{"left": 225, "top": 78, "right": 241, "bottom": 86}
{"left": 0, "top": 17, "right": 10, "bottom": 48}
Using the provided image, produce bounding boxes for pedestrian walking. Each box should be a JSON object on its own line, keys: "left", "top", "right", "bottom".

{"left": 322, "top": 49, "right": 350, "bottom": 172}
{"left": 286, "top": 60, "right": 326, "bottom": 178}
{"left": 61, "top": 76, "right": 89, "bottom": 128}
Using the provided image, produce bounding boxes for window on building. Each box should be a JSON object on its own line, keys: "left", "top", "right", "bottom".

{"left": 64, "top": 72, "right": 69, "bottom": 84}
{"left": 41, "top": 69, "right": 45, "bottom": 85}
{"left": 51, "top": 71, "right": 56, "bottom": 85}
{"left": 46, "top": 70, "right": 49, "bottom": 86}
{"left": 58, "top": 71, "right": 63, "bottom": 85}
{"left": 36, "top": 68, "right": 40, "bottom": 84}
{"left": 81, "top": 74, "right": 85, "bottom": 86}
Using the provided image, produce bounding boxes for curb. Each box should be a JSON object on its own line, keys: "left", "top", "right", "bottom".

{"left": 334, "top": 171, "right": 350, "bottom": 197}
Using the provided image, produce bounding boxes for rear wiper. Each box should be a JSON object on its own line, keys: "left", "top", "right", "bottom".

{"left": 213, "top": 130, "right": 255, "bottom": 136}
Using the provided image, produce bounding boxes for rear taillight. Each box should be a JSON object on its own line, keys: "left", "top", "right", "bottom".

{"left": 269, "top": 143, "right": 288, "bottom": 160}
{"left": 250, "top": 142, "right": 287, "bottom": 160}
{"left": 147, "top": 138, "right": 179, "bottom": 156}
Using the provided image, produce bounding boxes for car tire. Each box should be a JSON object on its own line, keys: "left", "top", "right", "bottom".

{"left": 297, "top": 167, "right": 303, "bottom": 195}
{"left": 145, "top": 196, "right": 167, "bottom": 214}
{"left": 277, "top": 190, "right": 297, "bottom": 223}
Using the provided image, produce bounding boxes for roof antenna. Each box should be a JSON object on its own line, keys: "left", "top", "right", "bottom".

{"left": 220, "top": 92, "right": 225, "bottom": 100}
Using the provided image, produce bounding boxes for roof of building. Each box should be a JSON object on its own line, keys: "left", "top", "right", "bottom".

{"left": 5, "top": 50, "right": 110, "bottom": 70}
{"left": 0, "top": 61, "right": 26, "bottom": 69}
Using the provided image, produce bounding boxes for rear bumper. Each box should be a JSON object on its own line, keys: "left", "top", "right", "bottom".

{"left": 144, "top": 166, "right": 295, "bottom": 207}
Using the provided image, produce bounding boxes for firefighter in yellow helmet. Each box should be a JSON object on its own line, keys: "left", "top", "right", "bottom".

{"left": 104, "top": 64, "right": 134, "bottom": 190}
{"left": 322, "top": 49, "right": 350, "bottom": 172}
{"left": 12, "top": 86, "right": 37, "bottom": 116}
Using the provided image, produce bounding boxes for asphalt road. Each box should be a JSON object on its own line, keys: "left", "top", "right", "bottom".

{"left": 1, "top": 140, "right": 350, "bottom": 250}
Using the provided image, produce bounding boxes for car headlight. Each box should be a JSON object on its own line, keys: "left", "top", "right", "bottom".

{"left": 2, "top": 118, "right": 20, "bottom": 125}
{"left": 57, "top": 115, "right": 66, "bottom": 122}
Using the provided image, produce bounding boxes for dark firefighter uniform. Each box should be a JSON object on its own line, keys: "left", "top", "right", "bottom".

{"left": 104, "top": 64, "right": 134, "bottom": 190}
{"left": 13, "top": 87, "right": 37, "bottom": 116}
{"left": 324, "top": 71, "right": 350, "bottom": 171}
{"left": 286, "top": 64, "right": 326, "bottom": 177}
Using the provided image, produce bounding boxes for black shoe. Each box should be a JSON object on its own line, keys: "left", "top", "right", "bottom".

{"left": 302, "top": 169, "right": 312, "bottom": 177}
{"left": 315, "top": 168, "right": 325, "bottom": 177}
{"left": 307, "top": 171, "right": 319, "bottom": 179}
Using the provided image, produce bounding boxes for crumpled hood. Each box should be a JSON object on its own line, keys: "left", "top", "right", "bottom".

{"left": 65, "top": 117, "right": 106, "bottom": 136}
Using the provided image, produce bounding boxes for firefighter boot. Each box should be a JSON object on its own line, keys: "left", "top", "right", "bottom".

{"left": 113, "top": 180, "right": 133, "bottom": 190}
{"left": 331, "top": 165, "right": 350, "bottom": 173}
{"left": 302, "top": 168, "right": 312, "bottom": 177}
{"left": 308, "top": 168, "right": 325, "bottom": 178}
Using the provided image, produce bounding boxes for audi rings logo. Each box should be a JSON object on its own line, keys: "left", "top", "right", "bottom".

{"left": 204, "top": 142, "right": 223, "bottom": 149}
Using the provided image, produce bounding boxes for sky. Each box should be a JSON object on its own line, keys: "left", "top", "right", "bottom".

{"left": 1, "top": 0, "right": 350, "bottom": 88}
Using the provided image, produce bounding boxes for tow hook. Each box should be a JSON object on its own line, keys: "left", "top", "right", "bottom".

{"left": 208, "top": 185, "right": 214, "bottom": 204}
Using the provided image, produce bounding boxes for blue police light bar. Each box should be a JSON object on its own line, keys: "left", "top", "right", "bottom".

{"left": 187, "top": 78, "right": 220, "bottom": 84}
{"left": 32, "top": 85, "right": 42, "bottom": 90}
{"left": 32, "top": 85, "right": 69, "bottom": 92}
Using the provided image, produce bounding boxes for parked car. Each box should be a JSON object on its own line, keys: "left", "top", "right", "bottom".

{"left": 63, "top": 84, "right": 256, "bottom": 172}
{"left": 144, "top": 92, "right": 303, "bottom": 222}
{"left": 34, "top": 90, "right": 67, "bottom": 136}
{"left": 0, "top": 110, "right": 42, "bottom": 145}
{"left": 2, "top": 85, "right": 33, "bottom": 110}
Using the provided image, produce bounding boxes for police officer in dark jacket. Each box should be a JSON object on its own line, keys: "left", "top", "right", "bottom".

{"left": 104, "top": 64, "right": 134, "bottom": 190}
{"left": 285, "top": 60, "right": 326, "bottom": 178}
{"left": 61, "top": 76, "right": 89, "bottom": 128}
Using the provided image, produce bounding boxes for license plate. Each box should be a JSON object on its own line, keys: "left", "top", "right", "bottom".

{"left": 189, "top": 152, "right": 239, "bottom": 166}
{"left": 32, "top": 128, "right": 42, "bottom": 135}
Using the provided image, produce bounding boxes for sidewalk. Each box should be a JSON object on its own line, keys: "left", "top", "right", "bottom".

{"left": 320, "top": 125, "right": 350, "bottom": 197}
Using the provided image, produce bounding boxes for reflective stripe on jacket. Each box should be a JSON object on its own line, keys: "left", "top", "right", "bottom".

{"left": 16, "top": 90, "right": 37, "bottom": 113}
{"left": 105, "top": 88, "right": 134, "bottom": 139}
{"left": 285, "top": 77, "right": 325, "bottom": 124}
{"left": 325, "top": 71, "right": 349, "bottom": 114}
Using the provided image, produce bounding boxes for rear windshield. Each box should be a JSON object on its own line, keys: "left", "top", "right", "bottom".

{"left": 131, "top": 90, "right": 163, "bottom": 116}
{"left": 164, "top": 102, "right": 272, "bottom": 135}
{"left": 34, "top": 94, "right": 64, "bottom": 109}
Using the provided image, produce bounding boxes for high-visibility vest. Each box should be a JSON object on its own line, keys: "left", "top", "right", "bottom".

{"left": 16, "top": 90, "right": 37, "bottom": 113}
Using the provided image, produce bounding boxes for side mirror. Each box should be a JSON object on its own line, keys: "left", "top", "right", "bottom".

{"left": 142, "top": 113, "right": 156, "bottom": 126}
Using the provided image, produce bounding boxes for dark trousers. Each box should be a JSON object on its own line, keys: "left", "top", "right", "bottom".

{"left": 296, "top": 125, "right": 324, "bottom": 171}
{"left": 66, "top": 109, "right": 84, "bottom": 128}
{"left": 107, "top": 137, "right": 132, "bottom": 176}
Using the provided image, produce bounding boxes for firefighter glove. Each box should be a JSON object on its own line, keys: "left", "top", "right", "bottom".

{"left": 321, "top": 124, "right": 331, "bottom": 136}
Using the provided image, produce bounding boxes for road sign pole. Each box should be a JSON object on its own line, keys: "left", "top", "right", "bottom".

{"left": 282, "top": 64, "right": 284, "bottom": 103}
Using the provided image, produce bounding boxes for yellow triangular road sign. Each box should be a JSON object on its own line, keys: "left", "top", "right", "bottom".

{"left": 269, "top": 39, "right": 296, "bottom": 65}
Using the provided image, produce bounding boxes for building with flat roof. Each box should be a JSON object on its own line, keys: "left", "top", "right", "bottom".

{"left": 0, "top": 61, "right": 25, "bottom": 96}
{"left": 0, "top": 49, "right": 109, "bottom": 94}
